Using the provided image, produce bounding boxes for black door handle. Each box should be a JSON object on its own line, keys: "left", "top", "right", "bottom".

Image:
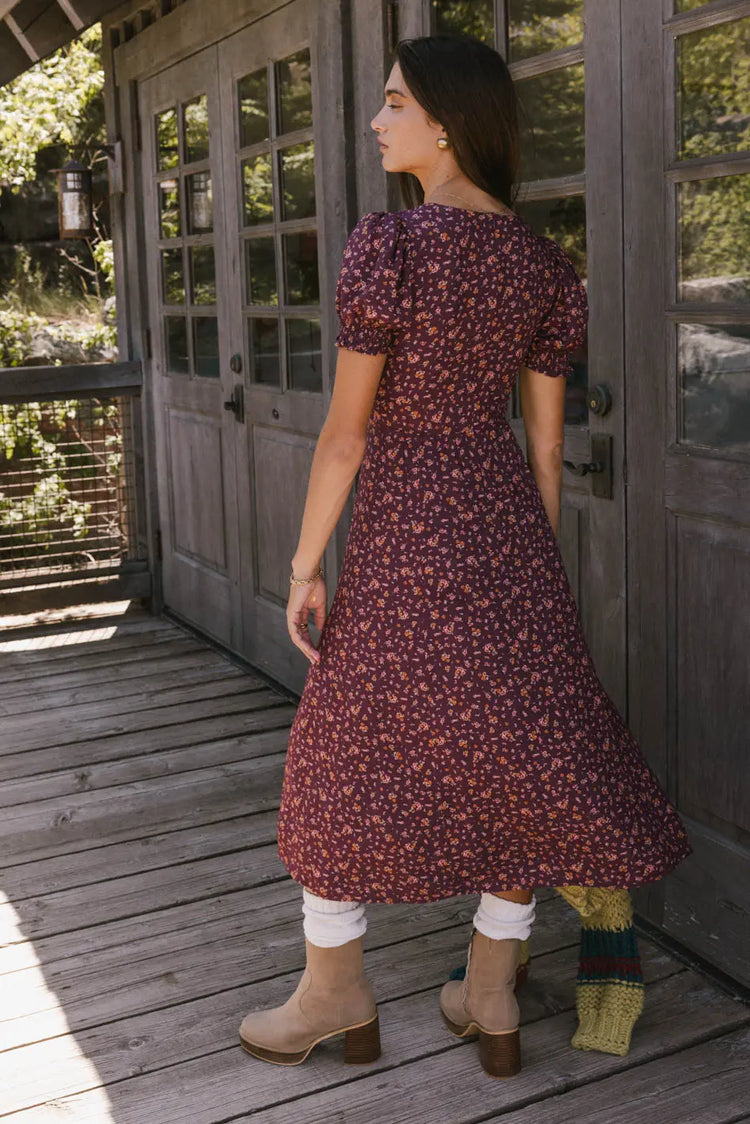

{"left": 563, "top": 434, "right": 613, "bottom": 499}
{"left": 223, "top": 383, "right": 245, "bottom": 423}
{"left": 563, "top": 459, "right": 603, "bottom": 476}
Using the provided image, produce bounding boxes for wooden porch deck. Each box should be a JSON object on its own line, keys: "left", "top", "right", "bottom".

{"left": 1, "top": 603, "right": 749, "bottom": 1123}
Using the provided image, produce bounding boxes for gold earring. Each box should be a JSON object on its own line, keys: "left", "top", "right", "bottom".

{"left": 437, "top": 136, "right": 449, "bottom": 149}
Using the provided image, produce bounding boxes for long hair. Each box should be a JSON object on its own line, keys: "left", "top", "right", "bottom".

{"left": 393, "top": 35, "right": 521, "bottom": 211}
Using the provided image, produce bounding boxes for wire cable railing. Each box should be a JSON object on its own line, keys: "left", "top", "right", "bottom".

{"left": 0, "top": 362, "right": 150, "bottom": 609}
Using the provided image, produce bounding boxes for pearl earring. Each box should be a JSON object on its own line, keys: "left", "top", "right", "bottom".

{"left": 437, "top": 136, "right": 449, "bottom": 149}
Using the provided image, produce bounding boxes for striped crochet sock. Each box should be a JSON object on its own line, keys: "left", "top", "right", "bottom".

{"left": 556, "top": 885, "right": 645, "bottom": 1056}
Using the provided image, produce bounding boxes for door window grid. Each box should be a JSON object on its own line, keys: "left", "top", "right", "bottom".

{"left": 235, "top": 47, "right": 323, "bottom": 393}
{"left": 429, "top": 1, "right": 588, "bottom": 425}
{"left": 154, "top": 94, "right": 220, "bottom": 379}
{"left": 669, "top": 7, "right": 750, "bottom": 454}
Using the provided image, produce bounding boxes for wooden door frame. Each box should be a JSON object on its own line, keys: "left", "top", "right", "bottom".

{"left": 106, "top": 0, "right": 363, "bottom": 646}
{"left": 403, "top": 0, "right": 629, "bottom": 711}
{"left": 138, "top": 46, "right": 247, "bottom": 647}
{"left": 623, "top": 0, "right": 750, "bottom": 977}
{"left": 217, "top": 0, "right": 348, "bottom": 687}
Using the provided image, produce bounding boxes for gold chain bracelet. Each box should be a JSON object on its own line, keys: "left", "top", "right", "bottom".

{"left": 289, "top": 564, "right": 323, "bottom": 586}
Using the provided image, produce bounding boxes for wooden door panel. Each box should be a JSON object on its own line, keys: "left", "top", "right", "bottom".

{"left": 140, "top": 47, "right": 243, "bottom": 650}
{"left": 167, "top": 409, "right": 229, "bottom": 570}
{"left": 218, "top": 0, "right": 331, "bottom": 692}
{"left": 253, "top": 427, "right": 317, "bottom": 604}
{"left": 623, "top": 0, "right": 750, "bottom": 985}
{"left": 672, "top": 517, "right": 749, "bottom": 838}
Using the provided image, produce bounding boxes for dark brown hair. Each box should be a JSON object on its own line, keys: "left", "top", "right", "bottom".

{"left": 393, "top": 34, "right": 521, "bottom": 210}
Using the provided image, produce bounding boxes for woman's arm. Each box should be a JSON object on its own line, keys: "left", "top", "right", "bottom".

{"left": 518, "top": 365, "right": 567, "bottom": 538}
{"left": 290, "top": 346, "right": 387, "bottom": 579}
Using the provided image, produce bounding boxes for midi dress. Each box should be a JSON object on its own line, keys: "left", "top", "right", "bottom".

{"left": 276, "top": 202, "right": 693, "bottom": 903}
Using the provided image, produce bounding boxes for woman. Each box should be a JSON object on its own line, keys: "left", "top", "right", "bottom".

{"left": 239, "top": 34, "right": 692, "bottom": 1079}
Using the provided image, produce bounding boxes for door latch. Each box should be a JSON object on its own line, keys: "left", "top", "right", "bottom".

{"left": 223, "top": 383, "right": 245, "bottom": 423}
{"left": 563, "top": 433, "right": 613, "bottom": 499}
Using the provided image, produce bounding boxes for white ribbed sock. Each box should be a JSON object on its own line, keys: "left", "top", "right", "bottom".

{"left": 301, "top": 887, "right": 367, "bottom": 947}
{"left": 472, "top": 892, "right": 537, "bottom": 941}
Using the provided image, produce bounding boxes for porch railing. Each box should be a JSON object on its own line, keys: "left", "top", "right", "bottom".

{"left": 0, "top": 362, "right": 151, "bottom": 614}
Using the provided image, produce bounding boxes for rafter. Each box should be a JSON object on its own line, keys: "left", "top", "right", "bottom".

{"left": 56, "top": 0, "right": 84, "bottom": 30}
{"left": 3, "top": 11, "right": 39, "bottom": 61}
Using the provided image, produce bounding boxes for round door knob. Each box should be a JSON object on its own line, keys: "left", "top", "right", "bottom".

{"left": 587, "top": 383, "right": 612, "bottom": 416}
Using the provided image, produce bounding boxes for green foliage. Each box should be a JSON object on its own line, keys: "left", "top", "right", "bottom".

{"left": 0, "top": 24, "right": 121, "bottom": 567}
{"left": 677, "top": 20, "right": 750, "bottom": 284}
{"left": 0, "top": 398, "right": 121, "bottom": 561}
{"left": 0, "top": 308, "right": 43, "bottom": 367}
{"left": 92, "top": 239, "right": 114, "bottom": 289}
{"left": 0, "top": 26, "right": 105, "bottom": 187}
{"left": 0, "top": 307, "right": 117, "bottom": 367}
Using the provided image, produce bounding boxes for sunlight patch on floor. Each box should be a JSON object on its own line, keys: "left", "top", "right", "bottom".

{"left": 0, "top": 891, "right": 116, "bottom": 1119}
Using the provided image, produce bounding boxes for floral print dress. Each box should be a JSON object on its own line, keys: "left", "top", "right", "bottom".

{"left": 276, "top": 202, "right": 693, "bottom": 903}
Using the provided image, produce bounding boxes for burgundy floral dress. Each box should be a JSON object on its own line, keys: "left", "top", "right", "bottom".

{"left": 276, "top": 202, "right": 693, "bottom": 903}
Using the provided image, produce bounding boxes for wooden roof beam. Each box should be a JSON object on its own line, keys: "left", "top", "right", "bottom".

{"left": 3, "top": 10, "right": 39, "bottom": 61}
{"left": 55, "top": 0, "right": 84, "bottom": 31}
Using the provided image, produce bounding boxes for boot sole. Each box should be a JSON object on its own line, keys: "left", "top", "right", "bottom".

{"left": 239, "top": 1011, "right": 381, "bottom": 1066}
{"left": 440, "top": 1011, "right": 521, "bottom": 1079}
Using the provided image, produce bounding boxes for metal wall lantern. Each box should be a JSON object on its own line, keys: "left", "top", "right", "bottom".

{"left": 55, "top": 143, "right": 122, "bottom": 239}
{"left": 57, "top": 160, "right": 94, "bottom": 239}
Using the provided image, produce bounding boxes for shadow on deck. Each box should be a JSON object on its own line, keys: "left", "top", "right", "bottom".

{"left": 1, "top": 602, "right": 749, "bottom": 1122}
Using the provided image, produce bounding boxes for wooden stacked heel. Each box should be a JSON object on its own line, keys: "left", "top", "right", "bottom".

{"left": 344, "top": 1012, "right": 381, "bottom": 1064}
{"left": 478, "top": 1026, "right": 521, "bottom": 1079}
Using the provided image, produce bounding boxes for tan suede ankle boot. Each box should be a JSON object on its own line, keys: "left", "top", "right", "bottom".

{"left": 439, "top": 927, "right": 522, "bottom": 1079}
{"left": 239, "top": 935, "right": 380, "bottom": 1066}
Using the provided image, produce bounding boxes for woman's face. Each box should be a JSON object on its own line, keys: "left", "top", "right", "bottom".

{"left": 370, "top": 61, "right": 445, "bottom": 175}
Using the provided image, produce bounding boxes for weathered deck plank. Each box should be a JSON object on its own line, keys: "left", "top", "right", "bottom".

{"left": 1, "top": 605, "right": 747, "bottom": 1123}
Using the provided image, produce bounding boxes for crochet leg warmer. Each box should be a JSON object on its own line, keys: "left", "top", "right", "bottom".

{"left": 556, "top": 885, "right": 645, "bottom": 1056}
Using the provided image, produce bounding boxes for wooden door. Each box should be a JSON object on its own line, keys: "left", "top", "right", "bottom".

{"left": 422, "top": 1, "right": 629, "bottom": 712}
{"left": 623, "top": 0, "right": 750, "bottom": 987}
{"left": 140, "top": 49, "right": 243, "bottom": 649}
{"left": 217, "top": 0, "right": 328, "bottom": 693}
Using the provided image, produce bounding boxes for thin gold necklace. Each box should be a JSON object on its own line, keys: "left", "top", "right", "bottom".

{"left": 424, "top": 190, "right": 509, "bottom": 215}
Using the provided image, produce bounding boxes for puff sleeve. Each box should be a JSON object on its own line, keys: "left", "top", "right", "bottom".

{"left": 521, "top": 238, "right": 589, "bottom": 378}
{"left": 334, "top": 211, "right": 413, "bottom": 356}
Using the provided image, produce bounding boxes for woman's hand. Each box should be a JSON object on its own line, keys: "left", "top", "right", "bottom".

{"left": 287, "top": 575, "right": 327, "bottom": 664}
